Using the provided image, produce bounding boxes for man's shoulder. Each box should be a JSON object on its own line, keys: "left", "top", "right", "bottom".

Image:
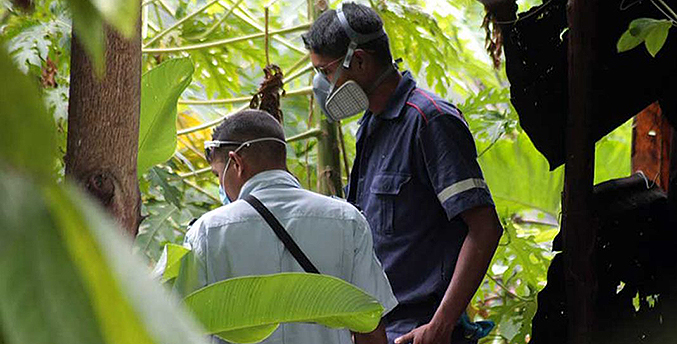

{"left": 293, "top": 188, "right": 365, "bottom": 221}
{"left": 405, "top": 88, "right": 464, "bottom": 123}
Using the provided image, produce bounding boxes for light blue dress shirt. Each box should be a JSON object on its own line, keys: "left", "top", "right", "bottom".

{"left": 182, "top": 169, "right": 397, "bottom": 344}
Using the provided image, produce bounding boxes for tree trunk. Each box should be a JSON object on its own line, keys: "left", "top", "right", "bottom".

{"left": 562, "top": 0, "right": 599, "bottom": 343}
{"left": 65, "top": 18, "right": 142, "bottom": 236}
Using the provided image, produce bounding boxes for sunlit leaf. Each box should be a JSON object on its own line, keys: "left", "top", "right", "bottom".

{"left": 645, "top": 20, "right": 671, "bottom": 57}
{"left": 184, "top": 273, "right": 384, "bottom": 343}
{"left": 154, "top": 243, "right": 191, "bottom": 282}
{"left": 138, "top": 58, "right": 194, "bottom": 176}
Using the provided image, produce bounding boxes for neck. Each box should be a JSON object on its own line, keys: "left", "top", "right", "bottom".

{"left": 367, "top": 71, "right": 402, "bottom": 115}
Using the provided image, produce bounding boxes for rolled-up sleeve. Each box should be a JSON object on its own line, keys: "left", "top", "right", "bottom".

{"left": 418, "top": 113, "right": 495, "bottom": 221}
{"left": 350, "top": 215, "right": 398, "bottom": 316}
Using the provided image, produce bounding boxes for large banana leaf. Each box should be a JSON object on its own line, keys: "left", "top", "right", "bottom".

{"left": 138, "top": 58, "right": 194, "bottom": 176}
{"left": 184, "top": 273, "right": 385, "bottom": 343}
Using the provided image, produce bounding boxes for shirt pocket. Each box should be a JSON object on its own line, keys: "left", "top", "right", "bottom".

{"left": 370, "top": 172, "right": 411, "bottom": 235}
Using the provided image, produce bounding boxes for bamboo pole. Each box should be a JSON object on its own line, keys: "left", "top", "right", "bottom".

{"left": 309, "top": 0, "right": 342, "bottom": 196}
{"left": 562, "top": 0, "right": 599, "bottom": 342}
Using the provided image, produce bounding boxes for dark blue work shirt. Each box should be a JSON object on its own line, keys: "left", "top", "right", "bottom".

{"left": 346, "top": 71, "right": 495, "bottom": 311}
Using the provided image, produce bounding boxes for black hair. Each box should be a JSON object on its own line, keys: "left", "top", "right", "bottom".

{"left": 206, "top": 109, "right": 286, "bottom": 166}
{"left": 302, "top": 2, "right": 392, "bottom": 66}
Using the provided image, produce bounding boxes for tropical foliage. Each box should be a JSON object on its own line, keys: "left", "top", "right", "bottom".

{"left": 1, "top": 0, "right": 634, "bottom": 342}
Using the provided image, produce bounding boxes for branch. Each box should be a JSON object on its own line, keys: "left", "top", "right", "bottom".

{"left": 486, "top": 274, "right": 531, "bottom": 302}
{"left": 283, "top": 64, "right": 313, "bottom": 84}
{"left": 142, "top": 23, "right": 311, "bottom": 54}
{"left": 144, "top": 0, "right": 221, "bottom": 47}
{"left": 181, "top": 178, "right": 219, "bottom": 203}
{"left": 179, "top": 167, "right": 211, "bottom": 178}
{"left": 178, "top": 104, "right": 250, "bottom": 135}
{"left": 287, "top": 128, "right": 322, "bottom": 143}
{"left": 223, "top": 0, "right": 306, "bottom": 54}
{"left": 192, "top": 0, "right": 245, "bottom": 40}
{"left": 179, "top": 86, "right": 312, "bottom": 105}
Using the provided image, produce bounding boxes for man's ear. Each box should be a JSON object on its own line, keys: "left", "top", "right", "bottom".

{"left": 229, "top": 151, "right": 245, "bottom": 177}
{"left": 353, "top": 50, "right": 366, "bottom": 70}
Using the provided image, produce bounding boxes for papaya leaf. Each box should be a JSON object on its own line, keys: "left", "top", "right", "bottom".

{"left": 138, "top": 58, "right": 194, "bottom": 176}
{"left": 184, "top": 273, "right": 384, "bottom": 343}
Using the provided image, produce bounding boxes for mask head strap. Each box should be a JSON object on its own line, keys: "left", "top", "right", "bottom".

{"left": 335, "top": 4, "right": 386, "bottom": 69}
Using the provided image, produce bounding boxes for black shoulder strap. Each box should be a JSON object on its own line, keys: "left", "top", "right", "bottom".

{"left": 243, "top": 195, "right": 320, "bottom": 274}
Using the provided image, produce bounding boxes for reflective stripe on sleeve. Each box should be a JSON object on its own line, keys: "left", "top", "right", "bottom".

{"left": 437, "top": 178, "right": 488, "bottom": 204}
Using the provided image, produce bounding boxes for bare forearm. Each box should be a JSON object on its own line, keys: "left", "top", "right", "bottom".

{"left": 431, "top": 207, "right": 503, "bottom": 328}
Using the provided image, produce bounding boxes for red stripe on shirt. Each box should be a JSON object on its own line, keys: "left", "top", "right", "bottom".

{"left": 406, "top": 102, "right": 428, "bottom": 124}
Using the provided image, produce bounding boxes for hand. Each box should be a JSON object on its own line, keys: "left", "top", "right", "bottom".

{"left": 394, "top": 322, "right": 453, "bottom": 344}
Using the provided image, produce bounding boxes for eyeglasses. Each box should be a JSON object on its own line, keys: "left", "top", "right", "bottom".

{"left": 204, "top": 140, "right": 243, "bottom": 162}
{"left": 314, "top": 55, "right": 344, "bottom": 77}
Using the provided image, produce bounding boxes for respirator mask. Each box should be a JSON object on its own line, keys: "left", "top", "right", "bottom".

{"left": 312, "top": 4, "right": 399, "bottom": 122}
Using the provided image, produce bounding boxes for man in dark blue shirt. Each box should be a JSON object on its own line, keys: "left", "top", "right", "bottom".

{"left": 304, "top": 3, "right": 503, "bottom": 344}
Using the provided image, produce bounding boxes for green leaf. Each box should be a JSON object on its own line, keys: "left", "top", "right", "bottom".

{"left": 138, "top": 58, "right": 194, "bottom": 176}
{"left": 0, "top": 167, "right": 210, "bottom": 344}
{"left": 154, "top": 243, "right": 191, "bottom": 282}
{"left": 645, "top": 20, "right": 672, "bottom": 57}
{"left": 617, "top": 18, "right": 672, "bottom": 56}
{"left": 617, "top": 29, "right": 644, "bottom": 53}
{"left": 149, "top": 167, "right": 184, "bottom": 208}
{"left": 0, "top": 49, "right": 56, "bottom": 180}
{"left": 479, "top": 132, "right": 564, "bottom": 217}
{"left": 594, "top": 119, "right": 632, "bottom": 184}
{"left": 184, "top": 273, "right": 385, "bottom": 343}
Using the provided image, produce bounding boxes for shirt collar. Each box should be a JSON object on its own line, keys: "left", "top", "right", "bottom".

{"left": 237, "top": 169, "right": 301, "bottom": 199}
{"left": 365, "top": 70, "right": 416, "bottom": 121}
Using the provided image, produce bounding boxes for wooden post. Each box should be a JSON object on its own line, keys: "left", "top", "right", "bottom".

{"left": 632, "top": 102, "right": 672, "bottom": 191}
{"left": 562, "top": 0, "right": 598, "bottom": 342}
{"left": 309, "top": 0, "right": 343, "bottom": 196}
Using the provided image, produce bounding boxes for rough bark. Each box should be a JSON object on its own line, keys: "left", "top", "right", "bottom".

{"left": 562, "top": 1, "right": 599, "bottom": 343}
{"left": 65, "top": 19, "right": 142, "bottom": 236}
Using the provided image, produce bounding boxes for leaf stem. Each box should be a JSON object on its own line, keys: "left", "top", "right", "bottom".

{"left": 179, "top": 86, "right": 312, "bottom": 105}
{"left": 143, "top": 23, "right": 311, "bottom": 54}
{"left": 181, "top": 178, "right": 220, "bottom": 203}
{"left": 486, "top": 274, "right": 531, "bottom": 302}
{"left": 192, "top": 0, "right": 245, "bottom": 40}
{"left": 144, "top": 0, "right": 224, "bottom": 47}
{"left": 178, "top": 104, "right": 250, "bottom": 135}
{"left": 287, "top": 128, "right": 322, "bottom": 142}
{"left": 223, "top": 0, "right": 306, "bottom": 54}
